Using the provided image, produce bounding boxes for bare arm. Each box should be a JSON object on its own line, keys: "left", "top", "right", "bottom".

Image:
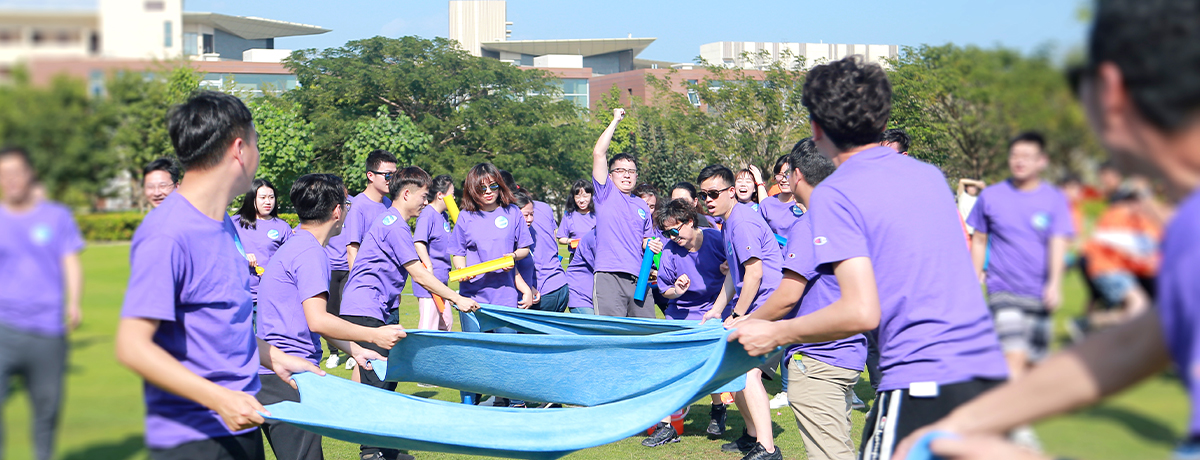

{"left": 1044, "top": 236, "right": 1068, "bottom": 310}
{"left": 301, "top": 294, "right": 405, "bottom": 348}
{"left": 746, "top": 270, "right": 807, "bottom": 322}
{"left": 346, "top": 243, "right": 360, "bottom": 271}
{"left": 592, "top": 108, "right": 626, "bottom": 185}
{"left": 971, "top": 231, "right": 988, "bottom": 283}
{"left": 511, "top": 247, "right": 531, "bottom": 261}
{"left": 414, "top": 242, "right": 433, "bottom": 272}
{"left": 62, "top": 252, "right": 83, "bottom": 330}
{"left": 730, "top": 258, "right": 763, "bottom": 317}
{"left": 749, "top": 165, "right": 769, "bottom": 204}
{"left": 404, "top": 260, "right": 480, "bottom": 312}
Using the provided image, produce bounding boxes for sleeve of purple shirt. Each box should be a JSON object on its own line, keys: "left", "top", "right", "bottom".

{"left": 59, "top": 209, "right": 85, "bottom": 256}
{"left": 965, "top": 190, "right": 988, "bottom": 234}
{"left": 730, "top": 222, "right": 766, "bottom": 266}
{"left": 810, "top": 186, "right": 871, "bottom": 266}
{"left": 592, "top": 178, "right": 613, "bottom": 205}
{"left": 277, "top": 220, "right": 292, "bottom": 245}
{"left": 385, "top": 223, "right": 422, "bottom": 268}
{"left": 343, "top": 205, "right": 369, "bottom": 245}
{"left": 1052, "top": 192, "right": 1075, "bottom": 237}
{"left": 120, "top": 235, "right": 185, "bottom": 322}
{"left": 514, "top": 208, "right": 533, "bottom": 250}
{"left": 296, "top": 247, "right": 332, "bottom": 301}
{"left": 413, "top": 208, "right": 434, "bottom": 244}
{"left": 556, "top": 213, "right": 572, "bottom": 239}
{"left": 656, "top": 249, "right": 678, "bottom": 291}
{"left": 449, "top": 215, "right": 468, "bottom": 257}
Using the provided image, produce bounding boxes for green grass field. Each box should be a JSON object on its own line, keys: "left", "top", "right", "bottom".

{"left": 2, "top": 243, "right": 1189, "bottom": 459}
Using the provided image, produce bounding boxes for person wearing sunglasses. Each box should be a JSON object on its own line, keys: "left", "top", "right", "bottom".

{"left": 640, "top": 198, "right": 734, "bottom": 448}
{"left": 694, "top": 163, "right": 784, "bottom": 460}
{"left": 590, "top": 108, "right": 661, "bottom": 318}
{"left": 450, "top": 162, "right": 533, "bottom": 313}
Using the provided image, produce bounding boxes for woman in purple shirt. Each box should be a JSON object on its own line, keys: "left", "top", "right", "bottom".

{"left": 450, "top": 163, "right": 534, "bottom": 309}
{"left": 734, "top": 167, "right": 769, "bottom": 213}
{"left": 556, "top": 179, "right": 596, "bottom": 253}
{"left": 232, "top": 178, "right": 292, "bottom": 306}
{"left": 414, "top": 174, "right": 456, "bottom": 331}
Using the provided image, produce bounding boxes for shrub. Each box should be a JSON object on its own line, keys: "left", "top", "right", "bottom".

{"left": 279, "top": 213, "right": 299, "bottom": 228}
{"left": 76, "top": 212, "right": 145, "bottom": 241}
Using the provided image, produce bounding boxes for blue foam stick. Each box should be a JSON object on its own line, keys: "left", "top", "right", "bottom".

{"left": 775, "top": 233, "right": 788, "bottom": 246}
{"left": 904, "top": 431, "right": 957, "bottom": 460}
{"left": 633, "top": 244, "right": 655, "bottom": 301}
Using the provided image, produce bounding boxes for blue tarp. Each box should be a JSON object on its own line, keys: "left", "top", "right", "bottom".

{"left": 461, "top": 304, "right": 710, "bottom": 336}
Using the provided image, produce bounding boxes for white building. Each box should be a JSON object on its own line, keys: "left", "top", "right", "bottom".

{"left": 699, "top": 41, "right": 899, "bottom": 70}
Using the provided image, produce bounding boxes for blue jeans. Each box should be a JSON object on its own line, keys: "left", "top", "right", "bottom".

{"left": 530, "top": 285, "right": 569, "bottom": 313}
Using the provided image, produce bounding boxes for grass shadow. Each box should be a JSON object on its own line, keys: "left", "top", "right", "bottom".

{"left": 412, "top": 391, "right": 438, "bottom": 399}
{"left": 61, "top": 433, "right": 143, "bottom": 460}
{"left": 1077, "top": 405, "right": 1178, "bottom": 446}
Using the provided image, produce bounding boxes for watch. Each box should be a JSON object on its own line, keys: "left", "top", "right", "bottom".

{"left": 730, "top": 311, "right": 742, "bottom": 319}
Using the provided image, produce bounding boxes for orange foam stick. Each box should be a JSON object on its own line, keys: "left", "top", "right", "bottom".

{"left": 422, "top": 262, "right": 447, "bottom": 314}
{"left": 448, "top": 255, "right": 515, "bottom": 282}
{"left": 569, "top": 238, "right": 580, "bottom": 249}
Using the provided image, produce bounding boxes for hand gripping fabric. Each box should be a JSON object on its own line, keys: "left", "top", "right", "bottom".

{"left": 461, "top": 304, "right": 710, "bottom": 335}
{"left": 264, "top": 327, "right": 779, "bottom": 459}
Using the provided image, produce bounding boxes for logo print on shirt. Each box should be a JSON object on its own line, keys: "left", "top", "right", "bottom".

{"left": 814, "top": 236, "right": 828, "bottom": 246}
{"left": 787, "top": 253, "right": 796, "bottom": 259}
{"left": 751, "top": 203, "right": 759, "bottom": 212}
{"left": 726, "top": 240, "right": 734, "bottom": 257}
{"left": 382, "top": 215, "right": 398, "bottom": 226}
{"left": 637, "top": 208, "right": 647, "bottom": 219}
{"left": 495, "top": 216, "right": 509, "bottom": 229}
{"left": 30, "top": 224, "right": 52, "bottom": 246}
{"left": 443, "top": 221, "right": 452, "bottom": 233}
{"left": 791, "top": 205, "right": 804, "bottom": 217}
{"left": 1030, "top": 212, "right": 1050, "bottom": 231}
{"left": 267, "top": 229, "right": 280, "bottom": 240}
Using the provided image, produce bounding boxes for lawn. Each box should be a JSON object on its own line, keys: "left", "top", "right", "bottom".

{"left": 2, "top": 243, "right": 1189, "bottom": 459}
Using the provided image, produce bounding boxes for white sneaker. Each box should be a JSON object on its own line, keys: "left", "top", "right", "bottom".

{"left": 851, "top": 392, "right": 867, "bottom": 410}
{"left": 324, "top": 354, "right": 340, "bottom": 369}
{"left": 1010, "top": 425, "right": 1042, "bottom": 452}
{"left": 769, "top": 392, "right": 789, "bottom": 409}
{"left": 344, "top": 357, "right": 357, "bottom": 370}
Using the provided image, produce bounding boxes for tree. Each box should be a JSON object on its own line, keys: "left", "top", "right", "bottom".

{"left": 592, "top": 85, "right": 703, "bottom": 191}
{"left": 247, "top": 96, "right": 317, "bottom": 209}
{"left": 340, "top": 106, "right": 431, "bottom": 194}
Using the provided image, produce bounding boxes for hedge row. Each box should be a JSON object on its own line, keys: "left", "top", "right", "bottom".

{"left": 77, "top": 212, "right": 301, "bottom": 241}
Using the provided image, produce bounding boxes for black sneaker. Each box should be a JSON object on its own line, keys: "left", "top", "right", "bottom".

{"left": 741, "top": 442, "right": 782, "bottom": 460}
{"left": 720, "top": 429, "right": 756, "bottom": 453}
{"left": 707, "top": 404, "right": 727, "bottom": 437}
{"left": 641, "top": 422, "right": 680, "bottom": 447}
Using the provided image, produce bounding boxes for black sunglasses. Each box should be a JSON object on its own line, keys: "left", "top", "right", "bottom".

{"left": 370, "top": 170, "right": 394, "bottom": 180}
{"left": 699, "top": 186, "right": 733, "bottom": 201}
{"left": 477, "top": 183, "right": 501, "bottom": 194}
{"left": 663, "top": 226, "right": 682, "bottom": 238}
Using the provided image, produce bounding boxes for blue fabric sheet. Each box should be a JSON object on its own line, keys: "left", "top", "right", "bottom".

{"left": 264, "top": 326, "right": 778, "bottom": 459}
{"left": 462, "top": 304, "right": 710, "bottom": 335}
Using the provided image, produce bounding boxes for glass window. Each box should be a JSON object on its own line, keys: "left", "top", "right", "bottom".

{"left": 183, "top": 32, "right": 197, "bottom": 55}
{"left": 202, "top": 34, "right": 214, "bottom": 54}
{"left": 163, "top": 21, "right": 172, "bottom": 48}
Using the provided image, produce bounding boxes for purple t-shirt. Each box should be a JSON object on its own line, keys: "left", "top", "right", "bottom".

{"left": 1157, "top": 189, "right": 1200, "bottom": 437}
{"left": 565, "top": 228, "right": 598, "bottom": 311}
{"left": 722, "top": 202, "right": 783, "bottom": 315}
{"left": 326, "top": 193, "right": 391, "bottom": 272}
{"left": 256, "top": 230, "right": 330, "bottom": 371}
{"left": 556, "top": 209, "right": 596, "bottom": 241}
{"left": 966, "top": 180, "right": 1075, "bottom": 299}
{"left": 341, "top": 207, "right": 420, "bottom": 322}
{"left": 412, "top": 205, "right": 453, "bottom": 298}
{"left": 759, "top": 195, "right": 804, "bottom": 238}
{"left": 592, "top": 178, "right": 653, "bottom": 275}
{"left": 655, "top": 228, "right": 727, "bottom": 320}
{"left": 120, "top": 193, "right": 260, "bottom": 449}
{"left": 781, "top": 214, "right": 867, "bottom": 372}
{"left": 0, "top": 201, "right": 84, "bottom": 336}
{"left": 231, "top": 215, "right": 292, "bottom": 303}
{"left": 532, "top": 201, "right": 567, "bottom": 294}
{"left": 809, "top": 146, "right": 1008, "bottom": 391}
{"left": 450, "top": 204, "right": 533, "bottom": 307}
{"left": 706, "top": 214, "right": 724, "bottom": 228}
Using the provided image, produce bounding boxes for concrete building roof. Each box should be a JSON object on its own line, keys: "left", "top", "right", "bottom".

{"left": 182, "top": 12, "right": 329, "bottom": 40}
{"left": 481, "top": 37, "right": 655, "bottom": 57}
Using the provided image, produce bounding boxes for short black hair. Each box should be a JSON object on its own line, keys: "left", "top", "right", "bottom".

{"left": 291, "top": 174, "right": 345, "bottom": 225}
{"left": 167, "top": 90, "right": 255, "bottom": 171}
{"left": 632, "top": 183, "right": 659, "bottom": 199}
{"left": 365, "top": 149, "right": 398, "bottom": 173}
{"left": 427, "top": 174, "right": 454, "bottom": 203}
{"left": 1088, "top": 0, "right": 1200, "bottom": 131}
{"left": 607, "top": 153, "right": 639, "bottom": 171}
{"left": 512, "top": 188, "right": 533, "bottom": 208}
{"left": 801, "top": 56, "right": 892, "bottom": 150}
{"left": 882, "top": 128, "right": 911, "bottom": 153}
{"left": 143, "top": 157, "right": 182, "bottom": 184}
{"left": 783, "top": 137, "right": 837, "bottom": 187}
{"left": 568, "top": 179, "right": 595, "bottom": 214}
{"left": 388, "top": 166, "right": 432, "bottom": 200}
{"left": 1008, "top": 131, "right": 1046, "bottom": 152}
{"left": 697, "top": 164, "right": 734, "bottom": 188}
{"left": 236, "top": 178, "right": 279, "bottom": 229}
{"left": 669, "top": 181, "right": 697, "bottom": 200}
{"left": 654, "top": 198, "right": 696, "bottom": 231}
{"left": 0, "top": 146, "right": 32, "bottom": 168}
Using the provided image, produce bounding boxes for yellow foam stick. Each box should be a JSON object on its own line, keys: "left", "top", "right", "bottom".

{"left": 449, "top": 255, "right": 514, "bottom": 282}
{"left": 569, "top": 238, "right": 580, "bottom": 249}
{"left": 255, "top": 266, "right": 265, "bottom": 276}
{"left": 444, "top": 195, "right": 460, "bottom": 223}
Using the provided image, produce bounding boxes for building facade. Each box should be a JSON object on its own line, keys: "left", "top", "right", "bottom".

{"left": 699, "top": 41, "right": 898, "bottom": 70}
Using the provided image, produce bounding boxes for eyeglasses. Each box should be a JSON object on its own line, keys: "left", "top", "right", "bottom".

{"left": 145, "top": 182, "right": 175, "bottom": 193}
{"left": 610, "top": 168, "right": 638, "bottom": 176}
{"left": 774, "top": 172, "right": 790, "bottom": 182}
{"left": 699, "top": 186, "right": 733, "bottom": 201}
{"left": 370, "top": 170, "right": 395, "bottom": 180}
{"left": 477, "top": 183, "right": 501, "bottom": 194}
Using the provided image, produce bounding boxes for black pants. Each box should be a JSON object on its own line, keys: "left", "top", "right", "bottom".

{"left": 326, "top": 270, "right": 350, "bottom": 355}
{"left": 149, "top": 431, "right": 265, "bottom": 460}
{"left": 0, "top": 323, "right": 66, "bottom": 460}
{"left": 256, "top": 374, "right": 324, "bottom": 460}
{"left": 860, "top": 378, "right": 1004, "bottom": 459}
{"left": 340, "top": 315, "right": 401, "bottom": 459}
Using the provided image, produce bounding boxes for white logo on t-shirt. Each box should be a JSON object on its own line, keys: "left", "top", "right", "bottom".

{"left": 751, "top": 203, "right": 759, "bottom": 212}
{"left": 1031, "top": 212, "right": 1050, "bottom": 231}
{"left": 382, "top": 215, "right": 398, "bottom": 226}
{"left": 30, "top": 224, "right": 52, "bottom": 246}
{"left": 813, "top": 236, "right": 828, "bottom": 246}
{"left": 791, "top": 205, "right": 804, "bottom": 217}
{"left": 495, "top": 216, "right": 509, "bottom": 229}
{"left": 267, "top": 229, "right": 280, "bottom": 240}
{"left": 443, "top": 221, "right": 452, "bottom": 233}
{"left": 637, "top": 208, "right": 647, "bottom": 219}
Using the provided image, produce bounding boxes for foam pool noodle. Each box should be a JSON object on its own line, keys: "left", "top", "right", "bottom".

{"left": 444, "top": 195, "right": 460, "bottom": 223}
{"left": 633, "top": 241, "right": 655, "bottom": 302}
{"left": 449, "top": 256, "right": 515, "bottom": 282}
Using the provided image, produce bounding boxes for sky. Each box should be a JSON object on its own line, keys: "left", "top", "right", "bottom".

{"left": 4, "top": 0, "right": 1089, "bottom": 63}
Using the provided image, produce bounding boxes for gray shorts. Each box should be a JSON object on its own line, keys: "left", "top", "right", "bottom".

{"left": 592, "top": 271, "right": 654, "bottom": 318}
{"left": 988, "top": 291, "right": 1051, "bottom": 362}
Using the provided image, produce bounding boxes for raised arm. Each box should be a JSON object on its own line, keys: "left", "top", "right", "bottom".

{"left": 592, "top": 108, "right": 626, "bottom": 185}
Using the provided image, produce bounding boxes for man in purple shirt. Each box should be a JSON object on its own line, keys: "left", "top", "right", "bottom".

{"left": 892, "top": 2, "right": 1200, "bottom": 459}
{"left": 115, "top": 91, "right": 323, "bottom": 460}
{"left": 142, "top": 157, "right": 181, "bottom": 209}
{"left": 967, "top": 132, "right": 1075, "bottom": 381}
{"left": 744, "top": 140, "right": 864, "bottom": 460}
{"left": 0, "top": 146, "right": 84, "bottom": 460}
{"left": 324, "top": 150, "right": 395, "bottom": 369}
{"left": 696, "top": 164, "right": 784, "bottom": 460}
{"left": 591, "top": 108, "right": 660, "bottom": 318}
{"left": 254, "top": 174, "right": 405, "bottom": 460}
{"left": 728, "top": 57, "right": 1008, "bottom": 459}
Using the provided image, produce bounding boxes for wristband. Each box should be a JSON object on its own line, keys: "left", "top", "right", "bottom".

{"left": 730, "top": 311, "right": 742, "bottom": 319}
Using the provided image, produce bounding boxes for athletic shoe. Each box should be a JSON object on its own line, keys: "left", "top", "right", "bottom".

{"left": 721, "top": 429, "right": 756, "bottom": 454}
{"left": 1010, "top": 425, "right": 1042, "bottom": 452}
{"left": 741, "top": 442, "right": 783, "bottom": 460}
{"left": 707, "top": 403, "right": 727, "bottom": 437}
{"left": 345, "top": 357, "right": 357, "bottom": 370}
{"left": 851, "top": 392, "right": 867, "bottom": 410}
{"left": 1173, "top": 441, "right": 1200, "bottom": 460}
{"left": 509, "top": 401, "right": 527, "bottom": 408}
{"left": 325, "top": 354, "right": 340, "bottom": 369}
{"left": 768, "top": 392, "right": 788, "bottom": 409}
{"left": 641, "top": 422, "right": 680, "bottom": 447}
{"left": 416, "top": 383, "right": 438, "bottom": 388}
{"left": 493, "top": 397, "right": 510, "bottom": 407}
